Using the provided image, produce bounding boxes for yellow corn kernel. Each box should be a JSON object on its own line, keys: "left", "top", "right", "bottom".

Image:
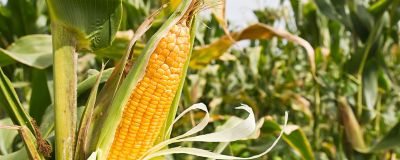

{"left": 108, "top": 22, "right": 190, "bottom": 160}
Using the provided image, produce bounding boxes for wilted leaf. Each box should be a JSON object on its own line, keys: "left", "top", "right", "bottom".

{"left": 190, "top": 23, "right": 316, "bottom": 76}
{"left": 337, "top": 97, "right": 367, "bottom": 152}
{"left": 207, "top": 0, "right": 231, "bottom": 41}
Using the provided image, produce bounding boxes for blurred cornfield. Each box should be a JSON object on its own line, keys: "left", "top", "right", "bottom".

{"left": 0, "top": 0, "right": 399, "bottom": 159}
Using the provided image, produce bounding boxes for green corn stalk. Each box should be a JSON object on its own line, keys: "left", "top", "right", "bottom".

{"left": 45, "top": 0, "right": 122, "bottom": 159}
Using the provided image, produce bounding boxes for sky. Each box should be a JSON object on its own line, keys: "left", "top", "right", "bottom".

{"left": 0, "top": 0, "right": 280, "bottom": 25}
{"left": 0, "top": 0, "right": 281, "bottom": 31}
{"left": 226, "top": 0, "right": 280, "bottom": 29}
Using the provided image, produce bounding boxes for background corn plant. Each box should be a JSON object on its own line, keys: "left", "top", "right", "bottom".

{"left": 0, "top": 0, "right": 399, "bottom": 160}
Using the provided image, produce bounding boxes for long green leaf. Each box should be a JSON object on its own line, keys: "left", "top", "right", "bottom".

{"left": 29, "top": 69, "right": 52, "bottom": 124}
{"left": 0, "top": 68, "right": 36, "bottom": 135}
{"left": 75, "top": 66, "right": 105, "bottom": 160}
{"left": 370, "top": 120, "right": 400, "bottom": 151}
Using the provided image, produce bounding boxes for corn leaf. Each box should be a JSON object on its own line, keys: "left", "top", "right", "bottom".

{"left": 0, "top": 68, "right": 36, "bottom": 136}
{"left": 0, "top": 33, "right": 141, "bottom": 69}
{"left": 29, "top": 69, "right": 52, "bottom": 124}
{"left": 77, "top": 68, "right": 114, "bottom": 96}
{"left": 94, "top": 31, "right": 144, "bottom": 59}
{"left": 0, "top": 118, "right": 18, "bottom": 154}
{"left": 369, "top": 120, "right": 400, "bottom": 151}
{"left": 262, "top": 119, "right": 314, "bottom": 160}
{"left": 0, "top": 148, "right": 29, "bottom": 160}
{"left": 0, "top": 35, "right": 52, "bottom": 69}
{"left": 38, "top": 104, "right": 54, "bottom": 139}
{"left": 207, "top": 0, "right": 231, "bottom": 40}
{"left": 46, "top": 0, "right": 122, "bottom": 51}
{"left": 190, "top": 23, "right": 316, "bottom": 76}
{"left": 363, "top": 60, "right": 378, "bottom": 119}
{"left": 368, "top": 0, "right": 394, "bottom": 16}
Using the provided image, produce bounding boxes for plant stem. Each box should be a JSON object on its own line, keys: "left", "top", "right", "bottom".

{"left": 52, "top": 23, "right": 77, "bottom": 160}
{"left": 355, "top": 14, "right": 385, "bottom": 118}
{"left": 374, "top": 93, "right": 382, "bottom": 133}
{"left": 357, "top": 74, "right": 363, "bottom": 118}
{"left": 314, "top": 84, "right": 321, "bottom": 148}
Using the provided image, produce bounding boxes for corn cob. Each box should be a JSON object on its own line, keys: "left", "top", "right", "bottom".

{"left": 107, "top": 22, "right": 190, "bottom": 160}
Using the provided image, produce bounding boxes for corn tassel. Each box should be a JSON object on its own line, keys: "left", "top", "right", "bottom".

{"left": 108, "top": 22, "right": 190, "bottom": 160}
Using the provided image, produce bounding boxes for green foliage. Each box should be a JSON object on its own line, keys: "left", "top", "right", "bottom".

{"left": 46, "top": 0, "right": 122, "bottom": 51}
{"left": 0, "top": 35, "right": 52, "bottom": 69}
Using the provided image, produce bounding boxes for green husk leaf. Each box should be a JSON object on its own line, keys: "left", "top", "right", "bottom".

{"left": 85, "top": 4, "right": 161, "bottom": 156}
{"left": 74, "top": 65, "right": 105, "bottom": 160}
{"left": 77, "top": 68, "right": 114, "bottom": 96}
{"left": 142, "top": 104, "right": 288, "bottom": 160}
{"left": 94, "top": 0, "right": 194, "bottom": 158}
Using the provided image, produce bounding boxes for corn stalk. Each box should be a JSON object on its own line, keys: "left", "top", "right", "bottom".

{"left": 45, "top": 0, "right": 122, "bottom": 159}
